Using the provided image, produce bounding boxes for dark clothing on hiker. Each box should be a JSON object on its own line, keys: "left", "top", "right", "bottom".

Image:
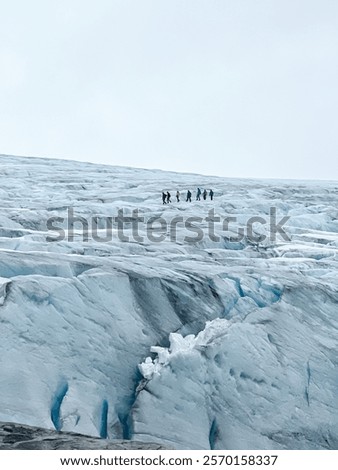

{"left": 209, "top": 189, "right": 214, "bottom": 201}
{"left": 196, "top": 188, "right": 201, "bottom": 201}
{"left": 203, "top": 189, "right": 207, "bottom": 200}
{"left": 186, "top": 190, "right": 192, "bottom": 202}
{"left": 176, "top": 191, "right": 180, "bottom": 202}
{"left": 166, "top": 191, "right": 171, "bottom": 203}
{"left": 162, "top": 192, "right": 167, "bottom": 204}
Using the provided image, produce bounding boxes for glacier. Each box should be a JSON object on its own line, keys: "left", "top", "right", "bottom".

{"left": 0, "top": 154, "right": 337, "bottom": 449}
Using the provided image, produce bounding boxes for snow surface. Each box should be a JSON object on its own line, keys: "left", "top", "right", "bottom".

{"left": 0, "top": 154, "right": 337, "bottom": 449}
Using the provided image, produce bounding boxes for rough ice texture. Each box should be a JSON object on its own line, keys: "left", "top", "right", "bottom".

{"left": 0, "top": 422, "right": 169, "bottom": 450}
{"left": 0, "top": 154, "right": 337, "bottom": 449}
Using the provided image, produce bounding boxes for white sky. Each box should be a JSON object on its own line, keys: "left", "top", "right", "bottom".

{"left": 1, "top": 0, "right": 337, "bottom": 179}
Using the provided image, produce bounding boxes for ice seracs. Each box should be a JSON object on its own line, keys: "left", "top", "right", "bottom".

{"left": 0, "top": 154, "right": 337, "bottom": 449}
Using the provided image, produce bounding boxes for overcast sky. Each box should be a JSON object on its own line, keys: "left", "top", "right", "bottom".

{"left": 1, "top": 0, "right": 337, "bottom": 180}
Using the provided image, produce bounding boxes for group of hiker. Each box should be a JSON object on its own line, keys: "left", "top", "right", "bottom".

{"left": 162, "top": 188, "right": 214, "bottom": 204}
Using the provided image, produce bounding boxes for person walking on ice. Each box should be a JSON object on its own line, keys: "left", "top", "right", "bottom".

{"left": 186, "top": 190, "right": 192, "bottom": 202}
{"left": 162, "top": 192, "right": 167, "bottom": 204}
{"left": 176, "top": 190, "right": 180, "bottom": 202}
{"left": 196, "top": 188, "right": 201, "bottom": 201}
{"left": 166, "top": 191, "right": 171, "bottom": 203}
{"left": 203, "top": 189, "right": 207, "bottom": 200}
{"left": 209, "top": 189, "right": 214, "bottom": 201}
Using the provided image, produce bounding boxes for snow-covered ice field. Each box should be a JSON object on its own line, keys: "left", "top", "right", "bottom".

{"left": 0, "top": 154, "right": 337, "bottom": 449}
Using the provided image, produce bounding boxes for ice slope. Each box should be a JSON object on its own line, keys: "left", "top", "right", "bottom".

{"left": 0, "top": 154, "right": 337, "bottom": 449}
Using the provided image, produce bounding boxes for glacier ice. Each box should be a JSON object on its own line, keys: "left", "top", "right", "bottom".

{"left": 0, "top": 154, "right": 337, "bottom": 449}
